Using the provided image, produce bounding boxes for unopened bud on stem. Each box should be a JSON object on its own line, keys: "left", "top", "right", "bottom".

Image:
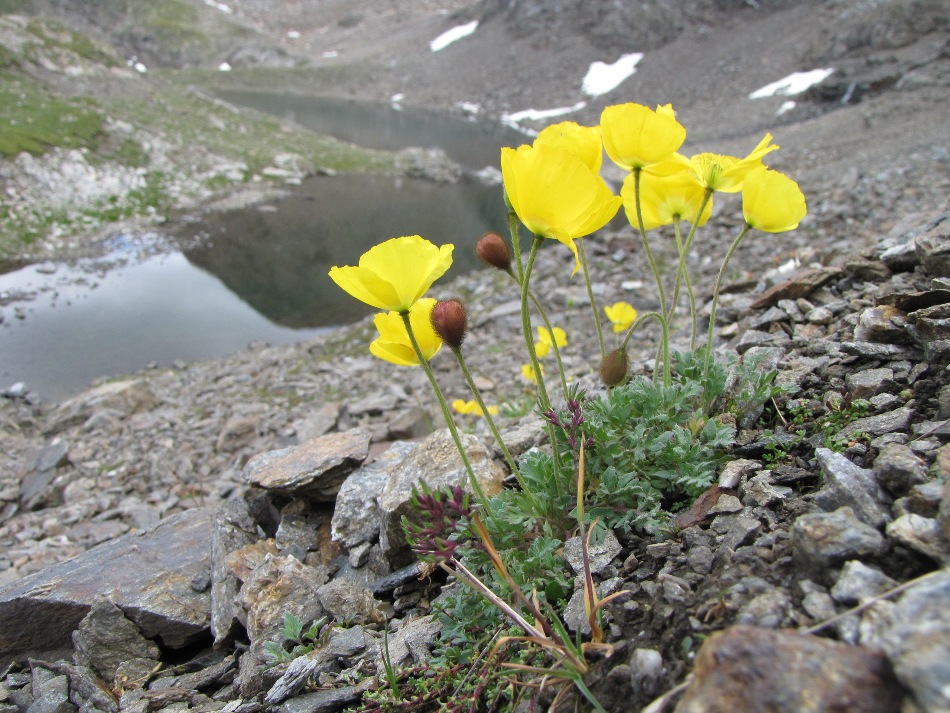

{"left": 599, "top": 348, "right": 629, "bottom": 387}
{"left": 430, "top": 299, "right": 468, "bottom": 349}
{"left": 475, "top": 232, "right": 512, "bottom": 272}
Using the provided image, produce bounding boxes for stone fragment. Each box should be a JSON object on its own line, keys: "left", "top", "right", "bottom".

{"left": 291, "top": 402, "right": 340, "bottom": 442}
{"left": 243, "top": 428, "right": 371, "bottom": 499}
{"left": 315, "top": 578, "right": 382, "bottom": 624}
{"left": 674, "top": 626, "right": 903, "bottom": 713}
{"left": 880, "top": 570, "right": 950, "bottom": 713}
{"left": 718, "top": 459, "right": 760, "bottom": 489}
{"left": 811, "top": 448, "right": 889, "bottom": 528}
{"left": 886, "top": 514, "right": 950, "bottom": 564}
{"left": 27, "top": 669, "right": 73, "bottom": 713}
{"left": 854, "top": 305, "right": 912, "bottom": 343}
{"left": 915, "top": 217, "right": 950, "bottom": 276}
{"left": 749, "top": 267, "right": 842, "bottom": 310}
{"left": 378, "top": 428, "right": 503, "bottom": 564}
{"left": 741, "top": 472, "right": 792, "bottom": 508}
{"left": 46, "top": 379, "right": 158, "bottom": 435}
{"left": 830, "top": 561, "right": 898, "bottom": 605}
{"left": 734, "top": 329, "right": 788, "bottom": 354}
{"left": 211, "top": 499, "right": 260, "bottom": 645}
{"left": 791, "top": 507, "right": 887, "bottom": 582}
{"left": 839, "top": 407, "right": 914, "bottom": 440}
{"left": 331, "top": 441, "right": 414, "bottom": 549}
{"left": 264, "top": 649, "right": 335, "bottom": 705}
{"left": 564, "top": 529, "right": 622, "bottom": 576}
{"left": 712, "top": 512, "right": 761, "bottom": 551}
{"left": 735, "top": 590, "right": 792, "bottom": 629}
{"left": 840, "top": 341, "right": 921, "bottom": 360}
{"left": 874, "top": 443, "right": 928, "bottom": 496}
{"left": 237, "top": 554, "right": 329, "bottom": 661}
{"left": 278, "top": 679, "right": 374, "bottom": 713}
{"left": 216, "top": 415, "right": 260, "bottom": 453}
{"left": 19, "top": 439, "right": 70, "bottom": 511}
{"left": 71, "top": 597, "right": 160, "bottom": 685}
{"left": 0, "top": 509, "right": 212, "bottom": 667}
{"left": 846, "top": 368, "right": 897, "bottom": 400}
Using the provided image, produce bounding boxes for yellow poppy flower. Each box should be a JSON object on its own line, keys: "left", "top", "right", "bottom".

{"left": 534, "top": 121, "right": 603, "bottom": 173}
{"left": 742, "top": 167, "right": 807, "bottom": 233}
{"left": 621, "top": 165, "right": 712, "bottom": 231}
{"left": 534, "top": 326, "right": 567, "bottom": 358}
{"left": 369, "top": 298, "right": 442, "bottom": 366}
{"left": 452, "top": 399, "right": 498, "bottom": 417}
{"left": 600, "top": 103, "right": 687, "bottom": 171}
{"left": 521, "top": 363, "right": 544, "bottom": 383}
{"left": 604, "top": 302, "right": 638, "bottom": 333}
{"left": 501, "top": 143, "right": 621, "bottom": 275}
{"left": 678, "top": 134, "right": 779, "bottom": 193}
{"left": 329, "top": 235, "right": 454, "bottom": 313}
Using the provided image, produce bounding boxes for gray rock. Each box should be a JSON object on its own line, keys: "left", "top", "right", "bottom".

{"left": 563, "top": 577, "right": 623, "bottom": 635}
{"left": 278, "top": 680, "right": 374, "bottom": 713}
{"left": 331, "top": 441, "right": 414, "bottom": 549}
{"left": 886, "top": 514, "right": 950, "bottom": 564}
{"left": 712, "top": 512, "right": 761, "bottom": 551}
{"left": 291, "top": 403, "right": 340, "bottom": 442}
{"left": 735, "top": 589, "right": 792, "bottom": 629}
{"left": 243, "top": 427, "right": 372, "bottom": 499}
{"left": 264, "top": 649, "right": 336, "bottom": 705}
{"left": 840, "top": 341, "right": 921, "bottom": 360}
{"left": 326, "top": 625, "right": 366, "bottom": 659}
{"left": 741, "top": 473, "right": 792, "bottom": 508}
{"left": 792, "top": 507, "right": 887, "bottom": 581}
{"left": 718, "top": 459, "right": 761, "bottom": 489}
{"left": 881, "top": 570, "right": 950, "bottom": 713}
{"left": 0, "top": 509, "right": 212, "bottom": 667}
{"left": 315, "top": 578, "right": 382, "bottom": 624}
{"left": 874, "top": 443, "right": 929, "bottom": 496}
{"left": 211, "top": 499, "right": 260, "bottom": 645}
{"left": 377, "top": 615, "right": 441, "bottom": 671}
{"left": 237, "top": 554, "right": 328, "bottom": 661}
{"left": 71, "top": 597, "right": 160, "bottom": 685}
{"left": 846, "top": 368, "right": 897, "bottom": 400}
{"left": 811, "top": 448, "right": 889, "bottom": 528}
{"left": 275, "top": 501, "right": 323, "bottom": 556}
{"left": 564, "top": 529, "right": 622, "bottom": 576}
{"left": 378, "top": 428, "right": 503, "bottom": 565}
{"left": 830, "top": 561, "right": 898, "bottom": 605}
{"left": 25, "top": 671, "right": 73, "bottom": 713}
{"left": 46, "top": 380, "right": 158, "bottom": 435}
{"left": 839, "top": 406, "right": 915, "bottom": 440}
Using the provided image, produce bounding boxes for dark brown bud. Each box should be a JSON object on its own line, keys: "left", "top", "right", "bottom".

{"left": 475, "top": 232, "right": 512, "bottom": 272}
{"left": 430, "top": 299, "right": 468, "bottom": 349}
{"left": 599, "top": 348, "right": 629, "bottom": 387}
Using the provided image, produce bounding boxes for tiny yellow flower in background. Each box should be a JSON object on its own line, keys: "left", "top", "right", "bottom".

{"left": 678, "top": 133, "right": 779, "bottom": 193}
{"left": 369, "top": 298, "right": 442, "bottom": 366}
{"left": 501, "top": 143, "right": 621, "bottom": 275}
{"left": 534, "top": 121, "right": 603, "bottom": 173}
{"left": 600, "top": 103, "right": 687, "bottom": 171}
{"left": 604, "top": 301, "right": 638, "bottom": 333}
{"left": 521, "top": 363, "right": 544, "bottom": 383}
{"left": 621, "top": 167, "right": 712, "bottom": 231}
{"left": 452, "top": 399, "right": 498, "bottom": 416}
{"left": 534, "top": 326, "right": 567, "bottom": 358}
{"left": 742, "top": 167, "right": 807, "bottom": 233}
{"left": 329, "top": 235, "right": 454, "bottom": 312}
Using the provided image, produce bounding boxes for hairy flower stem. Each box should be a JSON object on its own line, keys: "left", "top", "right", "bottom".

{"left": 703, "top": 223, "right": 752, "bottom": 382}
{"left": 632, "top": 168, "right": 671, "bottom": 387}
{"left": 617, "top": 310, "right": 669, "bottom": 382}
{"left": 520, "top": 236, "right": 552, "bottom": 412}
{"left": 449, "top": 346, "right": 522, "bottom": 483}
{"left": 506, "top": 274, "right": 570, "bottom": 399}
{"left": 673, "top": 188, "right": 713, "bottom": 349}
{"left": 505, "top": 194, "right": 525, "bottom": 282}
{"left": 670, "top": 222, "right": 698, "bottom": 351}
{"left": 578, "top": 239, "right": 607, "bottom": 361}
{"left": 401, "top": 312, "right": 491, "bottom": 511}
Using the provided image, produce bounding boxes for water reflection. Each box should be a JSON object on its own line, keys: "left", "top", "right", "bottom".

{"left": 214, "top": 90, "right": 527, "bottom": 169}
{"left": 180, "top": 173, "right": 507, "bottom": 328}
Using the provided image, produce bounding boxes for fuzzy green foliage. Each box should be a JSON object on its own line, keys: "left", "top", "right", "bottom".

{"left": 263, "top": 612, "right": 328, "bottom": 665}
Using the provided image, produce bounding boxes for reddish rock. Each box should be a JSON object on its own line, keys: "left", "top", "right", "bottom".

{"left": 674, "top": 626, "right": 904, "bottom": 713}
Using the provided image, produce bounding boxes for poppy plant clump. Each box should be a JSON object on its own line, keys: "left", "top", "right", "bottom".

{"left": 328, "top": 100, "right": 808, "bottom": 710}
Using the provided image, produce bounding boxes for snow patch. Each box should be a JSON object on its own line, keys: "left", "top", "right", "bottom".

{"left": 218, "top": 62, "right": 232, "bottom": 72}
{"left": 749, "top": 68, "right": 835, "bottom": 99}
{"left": 582, "top": 53, "right": 643, "bottom": 96}
{"left": 430, "top": 20, "right": 478, "bottom": 52}
{"left": 501, "top": 102, "right": 588, "bottom": 134}
{"left": 777, "top": 100, "right": 796, "bottom": 115}
{"left": 204, "top": 0, "right": 233, "bottom": 13}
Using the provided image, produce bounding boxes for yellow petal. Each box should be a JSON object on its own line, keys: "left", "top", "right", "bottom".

{"left": 369, "top": 298, "right": 443, "bottom": 366}
{"left": 329, "top": 235, "right": 454, "bottom": 312}
{"left": 742, "top": 167, "right": 807, "bottom": 233}
{"left": 534, "top": 121, "right": 603, "bottom": 173}
{"left": 601, "top": 103, "right": 687, "bottom": 170}
{"left": 622, "top": 169, "right": 711, "bottom": 231}
{"left": 604, "top": 301, "right": 638, "bottom": 332}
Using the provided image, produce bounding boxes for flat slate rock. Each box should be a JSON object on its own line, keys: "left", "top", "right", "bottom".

{"left": 0, "top": 509, "right": 213, "bottom": 667}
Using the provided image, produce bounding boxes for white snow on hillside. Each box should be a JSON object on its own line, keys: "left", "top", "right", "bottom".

{"left": 749, "top": 68, "right": 835, "bottom": 99}
{"left": 430, "top": 21, "right": 478, "bottom": 52}
{"left": 583, "top": 53, "right": 643, "bottom": 96}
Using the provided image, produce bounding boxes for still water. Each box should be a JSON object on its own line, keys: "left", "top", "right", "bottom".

{"left": 0, "top": 95, "right": 527, "bottom": 401}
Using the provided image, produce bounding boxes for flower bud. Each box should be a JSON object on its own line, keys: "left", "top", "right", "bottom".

{"left": 599, "top": 348, "right": 629, "bottom": 387}
{"left": 430, "top": 299, "right": 468, "bottom": 349}
{"left": 475, "top": 232, "right": 512, "bottom": 272}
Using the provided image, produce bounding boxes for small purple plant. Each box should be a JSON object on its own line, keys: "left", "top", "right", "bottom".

{"left": 403, "top": 483, "right": 474, "bottom": 564}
